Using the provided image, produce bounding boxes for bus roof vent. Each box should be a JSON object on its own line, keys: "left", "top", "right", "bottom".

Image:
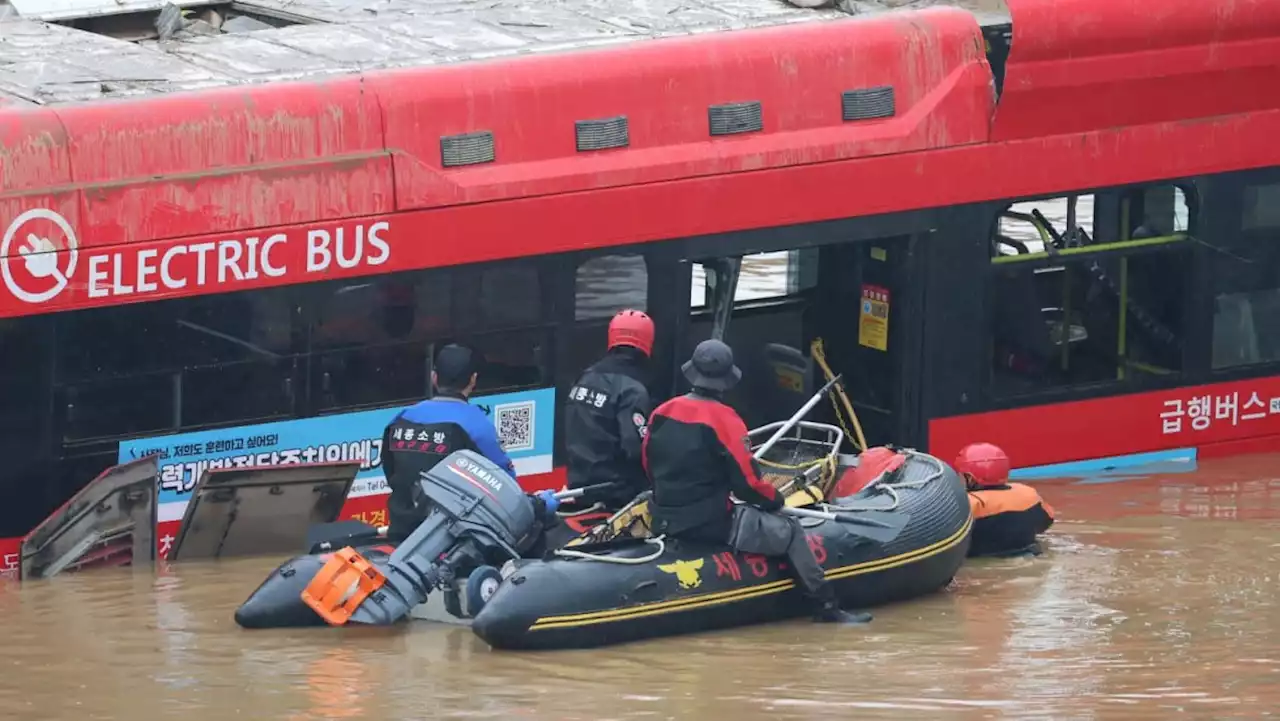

{"left": 575, "top": 116, "right": 630, "bottom": 152}
{"left": 4, "top": 0, "right": 313, "bottom": 41}
{"left": 440, "top": 131, "right": 496, "bottom": 168}
{"left": 842, "top": 86, "right": 895, "bottom": 121}
{"left": 708, "top": 101, "right": 763, "bottom": 136}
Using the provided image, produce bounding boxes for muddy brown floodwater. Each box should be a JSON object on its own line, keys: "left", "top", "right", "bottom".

{"left": 2, "top": 452, "right": 1280, "bottom": 720}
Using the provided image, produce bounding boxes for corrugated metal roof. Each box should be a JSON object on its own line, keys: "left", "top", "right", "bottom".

{"left": 0, "top": 0, "right": 1009, "bottom": 106}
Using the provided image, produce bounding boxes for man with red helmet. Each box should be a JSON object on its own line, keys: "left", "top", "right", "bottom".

{"left": 954, "top": 442, "right": 1056, "bottom": 557}
{"left": 563, "top": 309, "right": 657, "bottom": 509}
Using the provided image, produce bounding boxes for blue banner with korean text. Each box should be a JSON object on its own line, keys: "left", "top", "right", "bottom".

{"left": 118, "top": 387, "right": 556, "bottom": 519}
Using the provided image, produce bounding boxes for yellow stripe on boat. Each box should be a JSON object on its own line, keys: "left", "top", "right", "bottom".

{"left": 528, "top": 513, "right": 972, "bottom": 631}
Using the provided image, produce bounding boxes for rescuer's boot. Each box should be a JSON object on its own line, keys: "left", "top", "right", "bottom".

{"left": 809, "top": 583, "right": 872, "bottom": 624}
{"left": 813, "top": 598, "right": 873, "bottom": 624}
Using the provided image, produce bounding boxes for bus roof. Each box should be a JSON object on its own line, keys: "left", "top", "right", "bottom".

{"left": 0, "top": 0, "right": 1010, "bottom": 107}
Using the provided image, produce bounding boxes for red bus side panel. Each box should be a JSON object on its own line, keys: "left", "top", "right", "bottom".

{"left": 995, "top": 0, "right": 1280, "bottom": 141}
{"left": 0, "top": 107, "right": 80, "bottom": 278}
{"left": 929, "top": 376, "right": 1280, "bottom": 470}
{"left": 372, "top": 8, "right": 994, "bottom": 209}
{"left": 56, "top": 77, "right": 393, "bottom": 246}
{"left": 0, "top": 535, "right": 17, "bottom": 581}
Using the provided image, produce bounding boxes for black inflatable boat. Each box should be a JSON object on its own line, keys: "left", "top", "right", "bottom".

{"left": 235, "top": 414, "right": 971, "bottom": 642}
{"left": 471, "top": 429, "right": 972, "bottom": 650}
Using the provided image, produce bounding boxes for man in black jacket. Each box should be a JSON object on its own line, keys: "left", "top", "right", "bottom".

{"left": 563, "top": 309, "right": 656, "bottom": 510}
{"left": 643, "top": 339, "right": 869, "bottom": 624}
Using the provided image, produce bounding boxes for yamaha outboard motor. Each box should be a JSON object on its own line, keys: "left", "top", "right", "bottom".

{"left": 300, "top": 450, "right": 539, "bottom": 627}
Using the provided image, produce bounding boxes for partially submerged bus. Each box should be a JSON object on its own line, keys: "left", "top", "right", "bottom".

{"left": 2, "top": 0, "right": 1279, "bottom": 576}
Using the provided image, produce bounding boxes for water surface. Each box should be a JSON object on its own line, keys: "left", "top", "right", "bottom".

{"left": 3, "top": 452, "right": 1277, "bottom": 720}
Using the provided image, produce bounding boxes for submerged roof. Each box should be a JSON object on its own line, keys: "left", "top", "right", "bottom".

{"left": 0, "top": 0, "right": 1009, "bottom": 107}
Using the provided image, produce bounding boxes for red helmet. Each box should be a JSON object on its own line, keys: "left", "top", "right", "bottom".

{"left": 954, "top": 443, "right": 1010, "bottom": 488}
{"left": 607, "top": 310, "right": 654, "bottom": 356}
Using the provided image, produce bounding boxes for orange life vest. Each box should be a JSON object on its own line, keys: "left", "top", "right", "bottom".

{"left": 967, "top": 482, "right": 1054, "bottom": 557}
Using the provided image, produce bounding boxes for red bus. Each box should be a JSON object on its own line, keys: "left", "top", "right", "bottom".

{"left": 2, "top": 0, "right": 1279, "bottom": 572}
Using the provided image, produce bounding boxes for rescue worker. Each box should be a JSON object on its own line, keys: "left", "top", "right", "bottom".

{"left": 643, "top": 339, "right": 870, "bottom": 624}
{"left": 564, "top": 309, "right": 656, "bottom": 510}
{"left": 955, "top": 442, "right": 1056, "bottom": 557}
{"left": 382, "top": 343, "right": 559, "bottom": 541}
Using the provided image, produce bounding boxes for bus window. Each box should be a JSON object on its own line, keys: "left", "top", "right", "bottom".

{"left": 0, "top": 318, "right": 51, "bottom": 536}
{"left": 455, "top": 263, "right": 543, "bottom": 331}
{"left": 685, "top": 248, "right": 818, "bottom": 430}
{"left": 312, "top": 271, "right": 452, "bottom": 349}
{"left": 468, "top": 328, "right": 551, "bottom": 394}
{"left": 309, "top": 260, "right": 551, "bottom": 412}
{"left": 691, "top": 250, "right": 817, "bottom": 309}
{"left": 310, "top": 270, "right": 450, "bottom": 411}
{"left": 988, "top": 186, "right": 1192, "bottom": 396}
{"left": 1243, "top": 182, "right": 1280, "bottom": 230}
{"left": 1212, "top": 179, "right": 1280, "bottom": 368}
{"left": 563, "top": 253, "right": 650, "bottom": 384}
{"left": 575, "top": 254, "right": 648, "bottom": 321}
{"left": 994, "top": 195, "right": 1096, "bottom": 256}
{"left": 55, "top": 288, "right": 300, "bottom": 440}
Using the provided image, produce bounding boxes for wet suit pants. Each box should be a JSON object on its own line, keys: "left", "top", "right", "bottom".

{"left": 726, "top": 505, "right": 832, "bottom": 601}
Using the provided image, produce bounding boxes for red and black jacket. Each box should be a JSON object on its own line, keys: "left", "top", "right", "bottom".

{"left": 642, "top": 391, "right": 782, "bottom": 542}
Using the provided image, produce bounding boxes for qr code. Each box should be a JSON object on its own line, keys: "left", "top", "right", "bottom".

{"left": 495, "top": 401, "right": 536, "bottom": 452}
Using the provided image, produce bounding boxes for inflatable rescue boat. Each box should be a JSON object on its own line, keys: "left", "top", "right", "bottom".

{"left": 471, "top": 422, "right": 972, "bottom": 650}
{"left": 235, "top": 399, "right": 971, "bottom": 643}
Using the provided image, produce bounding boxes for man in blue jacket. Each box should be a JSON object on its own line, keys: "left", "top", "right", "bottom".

{"left": 382, "top": 344, "right": 557, "bottom": 540}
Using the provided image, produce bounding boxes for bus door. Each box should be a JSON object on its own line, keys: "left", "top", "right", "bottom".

{"left": 683, "top": 253, "right": 813, "bottom": 431}
{"left": 804, "top": 235, "right": 926, "bottom": 449}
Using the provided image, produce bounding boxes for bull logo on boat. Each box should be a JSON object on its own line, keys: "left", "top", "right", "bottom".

{"left": 658, "top": 558, "right": 705, "bottom": 590}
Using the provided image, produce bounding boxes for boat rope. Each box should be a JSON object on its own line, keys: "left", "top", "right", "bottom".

{"left": 556, "top": 502, "right": 606, "bottom": 518}
{"left": 820, "top": 450, "right": 947, "bottom": 515}
{"left": 552, "top": 535, "right": 668, "bottom": 564}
